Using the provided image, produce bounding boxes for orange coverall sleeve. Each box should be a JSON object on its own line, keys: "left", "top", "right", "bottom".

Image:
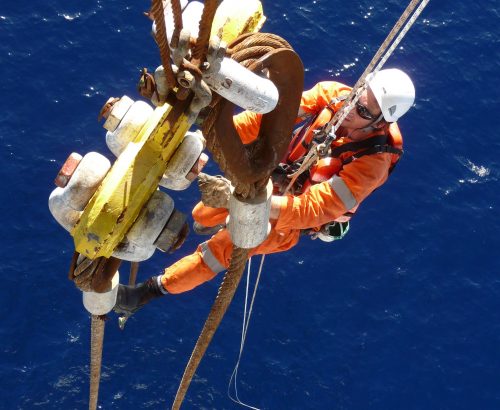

{"left": 274, "top": 153, "right": 393, "bottom": 231}
{"left": 299, "top": 81, "right": 352, "bottom": 116}
{"left": 233, "top": 110, "right": 263, "bottom": 144}
{"left": 232, "top": 81, "right": 352, "bottom": 144}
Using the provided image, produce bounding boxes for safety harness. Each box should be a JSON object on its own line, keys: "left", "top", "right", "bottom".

{"left": 271, "top": 110, "right": 404, "bottom": 242}
{"left": 273, "top": 127, "right": 403, "bottom": 194}
{"left": 330, "top": 134, "right": 403, "bottom": 172}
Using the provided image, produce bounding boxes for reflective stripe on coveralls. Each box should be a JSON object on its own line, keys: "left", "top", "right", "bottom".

{"left": 328, "top": 175, "right": 358, "bottom": 210}
{"left": 161, "top": 220, "right": 301, "bottom": 293}
{"left": 200, "top": 241, "right": 226, "bottom": 274}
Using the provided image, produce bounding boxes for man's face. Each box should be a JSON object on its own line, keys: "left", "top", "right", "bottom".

{"left": 340, "top": 88, "right": 382, "bottom": 135}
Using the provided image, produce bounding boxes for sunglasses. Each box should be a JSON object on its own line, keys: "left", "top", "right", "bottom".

{"left": 355, "top": 101, "right": 377, "bottom": 121}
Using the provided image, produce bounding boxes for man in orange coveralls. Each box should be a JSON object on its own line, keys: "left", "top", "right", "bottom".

{"left": 114, "top": 68, "right": 416, "bottom": 315}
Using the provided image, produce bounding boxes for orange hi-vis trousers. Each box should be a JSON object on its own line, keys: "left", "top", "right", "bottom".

{"left": 160, "top": 201, "right": 301, "bottom": 294}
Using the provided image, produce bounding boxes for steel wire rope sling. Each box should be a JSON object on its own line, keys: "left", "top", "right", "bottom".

{"left": 68, "top": 0, "right": 214, "bottom": 408}
{"left": 168, "top": 3, "right": 238, "bottom": 408}
{"left": 285, "top": 0, "right": 431, "bottom": 194}
{"left": 82, "top": 2, "right": 187, "bottom": 408}
{"left": 171, "top": 10, "right": 304, "bottom": 410}
{"left": 62, "top": 0, "right": 299, "bottom": 409}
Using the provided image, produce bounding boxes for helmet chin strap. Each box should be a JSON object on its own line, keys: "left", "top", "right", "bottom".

{"left": 348, "top": 112, "right": 385, "bottom": 137}
{"left": 360, "top": 112, "right": 385, "bottom": 132}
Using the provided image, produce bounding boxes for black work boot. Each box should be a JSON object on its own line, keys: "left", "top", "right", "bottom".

{"left": 114, "top": 276, "right": 166, "bottom": 317}
{"left": 193, "top": 221, "right": 226, "bottom": 236}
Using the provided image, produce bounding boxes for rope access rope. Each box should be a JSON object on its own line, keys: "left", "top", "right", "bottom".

{"left": 284, "top": 0, "right": 431, "bottom": 194}
{"left": 227, "top": 255, "right": 266, "bottom": 410}
{"left": 327, "top": 0, "right": 431, "bottom": 136}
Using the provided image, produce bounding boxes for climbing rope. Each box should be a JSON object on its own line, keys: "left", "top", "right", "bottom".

{"left": 227, "top": 255, "right": 266, "bottom": 410}
{"left": 285, "top": 0, "right": 431, "bottom": 193}
{"left": 172, "top": 247, "right": 251, "bottom": 410}
{"left": 327, "top": 0, "right": 431, "bottom": 136}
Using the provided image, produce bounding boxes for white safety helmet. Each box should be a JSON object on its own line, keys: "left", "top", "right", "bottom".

{"left": 366, "top": 68, "right": 415, "bottom": 122}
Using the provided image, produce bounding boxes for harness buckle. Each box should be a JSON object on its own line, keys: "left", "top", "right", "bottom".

{"left": 309, "top": 221, "right": 350, "bottom": 242}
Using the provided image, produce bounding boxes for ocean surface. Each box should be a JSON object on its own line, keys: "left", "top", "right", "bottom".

{"left": 1, "top": 0, "right": 499, "bottom": 409}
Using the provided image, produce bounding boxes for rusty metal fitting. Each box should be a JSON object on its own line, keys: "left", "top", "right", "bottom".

{"left": 176, "top": 87, "right": 191, "bottom": 101}
{"left": 172, "top": 28, "right": 191, "bottom": 68}
{"left": 188, "top": 78, "right": 212, "bottom": 123}
{"left": 204, "top": 36, "right": 226, "bottom": 75}
{"left": 137, "top": 68, "right": 158, "bottom": 100}
{"left": 216, "top": 41, "right": 227, "bottom": 61}
{"left": 54, "top": 152, "right": 83, "bottom": 188}
{"left": 206, "top": 36, "right": 221, "bottom": 62}
{"left": 98, "top": 97, "right": 120, "bottom": 122}
{"left": 101, "top": 96, "right": 134, "bottom": 132}
{"left": 181, "top": 59, "right": 203, "bottom": 77}
{"left": 186, "top": 152, "right": 209, "bottom": 182}
{"left": 177, "top": 70, "right": 195, "bottom": 89}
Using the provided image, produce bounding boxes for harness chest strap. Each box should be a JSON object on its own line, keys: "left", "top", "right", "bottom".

{"left": 341, "top": 144, "right": 403, "bottom": 167}
{"left": 327, "top": 135, "right": 403, "bottom": 209}
{"left": 331, "top": 134, "right": 404, "bottom": 169}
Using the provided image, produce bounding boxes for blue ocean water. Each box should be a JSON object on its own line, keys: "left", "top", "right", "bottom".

{"left": 1, "top": 0, "right": 499, "bottom": 408}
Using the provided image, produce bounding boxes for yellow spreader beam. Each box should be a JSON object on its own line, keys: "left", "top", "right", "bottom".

{"left": 72, "top": 100, "right": 191, "bottom": 259}
{"left": 71, "top": 0, "right": 266, "bottom": 259}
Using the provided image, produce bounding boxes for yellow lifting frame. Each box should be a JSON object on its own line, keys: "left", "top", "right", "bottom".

{"left": 71, "top": 101, "right": 190, "bottom": 259}
{"left": 71, "top": 0, "right": 266, "bottom": 259}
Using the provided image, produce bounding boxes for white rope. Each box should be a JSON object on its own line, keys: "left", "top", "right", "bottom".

{"left": 227, "top": 254, "right": 266, "bottom": 410}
